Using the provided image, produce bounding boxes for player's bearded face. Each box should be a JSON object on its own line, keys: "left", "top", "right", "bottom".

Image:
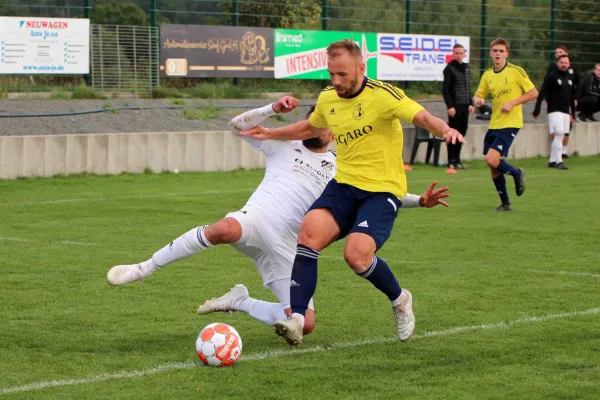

{"left": 336, "top": 71, "right": 359, "bottom": 98}
{"left": 328, "top": 54, "right": 364, "bottom": 98}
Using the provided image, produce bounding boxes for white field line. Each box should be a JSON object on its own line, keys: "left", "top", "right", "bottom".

{"left": 1, "top": 307, "right": 598, "bottom": 396}
{"left": 0, "top": 237, "right": 97, "bottom": 247}
{"left": 528, "top": 269, "right": 600, "bottom": 279}
{"left": 10, "top": 170, "right": 596, "bottom": 207}
{"left": 320, "top": 255, "right": 430, "bottom": 264}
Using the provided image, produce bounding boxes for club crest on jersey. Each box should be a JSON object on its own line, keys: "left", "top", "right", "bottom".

{"left": 352, "top": 104, "right": 364, "bottom": 120}
{"left": 329, "top": 108, "right": 335, "bottom": 115}
{"left": 321, "top": 160, "right": 334, "bottom": 171}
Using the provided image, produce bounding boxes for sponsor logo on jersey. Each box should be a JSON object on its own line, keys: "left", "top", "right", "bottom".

{"left": 490, "top": 88, "right": 512, "bottom": 100}
{"left": 334, "top": 125, "right": 373, "bottom": 146}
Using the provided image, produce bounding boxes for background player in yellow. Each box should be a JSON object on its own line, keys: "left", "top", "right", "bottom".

{"left": 474, "top": 38, "right": 538, "bottom": 211}
{"left": 241, "top": 39, "right": 463, "bottom": 347}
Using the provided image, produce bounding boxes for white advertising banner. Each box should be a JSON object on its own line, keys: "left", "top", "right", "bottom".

{"left": 377, "top": 33, "right": 470, "bottom": 81}
{"left": 0, "top": 17, "right": 90, "bottom": 74}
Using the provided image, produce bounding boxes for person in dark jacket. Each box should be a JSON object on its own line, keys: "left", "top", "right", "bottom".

{"left": 442, "top": 44, "right": 474, "bottom": 172}
{"left": 533, "top": 55, "right": 576, "bottom": 170}
{"left": 577, "top": 63, "right": 600, "bottom": 122}
{"left": 536, "top": 46, "right": 580, "bottom": 158}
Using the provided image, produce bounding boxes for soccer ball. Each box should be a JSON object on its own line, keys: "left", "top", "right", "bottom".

{"left": 196, "top": 323, "right": 242, "bottom": 367}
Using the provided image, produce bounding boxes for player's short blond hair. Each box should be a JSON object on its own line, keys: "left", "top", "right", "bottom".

{"left": 326, "top": 39, "right": 362, "bottom": 60}
{"left": 490, "top": 38, "right": 510, "bottom": 52}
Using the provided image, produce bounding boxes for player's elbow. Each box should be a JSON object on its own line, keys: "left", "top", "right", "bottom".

{"left": 529, "top": 88, "right": 539, "bottom": 99}
{"left": 411, "top": 109, "right": 429, "bottom": 128}
{"left": 227, "top": 119, "right": 241, "bottom": 133}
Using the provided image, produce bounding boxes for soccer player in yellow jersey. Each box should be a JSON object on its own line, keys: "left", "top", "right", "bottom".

{"left": 241, "top": 39, "right": 463, "bottom": 347}
{"left": 474, "top": 38, "right": 538, "bottom": 211}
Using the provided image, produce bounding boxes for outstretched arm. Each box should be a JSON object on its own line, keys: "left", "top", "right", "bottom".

{"left": 400, "top": 180, "right": 450, "bottom": 208}
{"left": 240, "top": 119, "right": 327, "bottom": 141}
{"left": 412, "top": 110, "right": 464, "bottom": 145}
{"left": 229, "top": 96, "right": 299, "bottom": 145}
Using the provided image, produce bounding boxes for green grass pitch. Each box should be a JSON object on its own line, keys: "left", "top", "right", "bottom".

{"left": 1, "top": 156, "right": 599, "bottom": 399}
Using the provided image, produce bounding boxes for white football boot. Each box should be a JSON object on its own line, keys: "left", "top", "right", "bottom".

{"left": 273, "top": 315, "right": 304, "bottom": 348}
{"left": 196, "top": 284, "right": 249, "bottom": 315}
{"left": 393, "top": 289, "right": 415, "bottom": 342}
{"left": 107, "top": 263, "right": 154, "bottom": 286}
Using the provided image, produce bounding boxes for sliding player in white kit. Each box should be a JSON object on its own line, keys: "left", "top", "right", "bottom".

{"left": 107, "top": 96, "right": 451, "bottom": 335}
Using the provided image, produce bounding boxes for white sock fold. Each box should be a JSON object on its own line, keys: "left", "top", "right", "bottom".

{"left": 242, "top": 299, "right": 287, "bottom": 326}
{"left": 151, "top": 225, "right": 212, "bottom": 267}
{"left": 292, "top": 312, "right": 305, "bottom": 328}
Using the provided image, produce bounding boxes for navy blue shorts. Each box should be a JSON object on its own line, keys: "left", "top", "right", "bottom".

{"left": 307, "top": 179, "right": 401, "bottom": 250}
{"left": 483, "top": 128, "right": 520, "bottom": 157}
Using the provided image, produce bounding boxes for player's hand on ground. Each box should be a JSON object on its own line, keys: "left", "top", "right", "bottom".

{"left": 272, "top": 96, "right": 299, "bottom": 114}
{"left": 240, "top": 125, "right": 271, "bottom": 140}
{"left": 447, "top": 107, "right": 456, "bottom": 117}
{"left": 474, "top": 96, "right": 485, "bottom": 107}
{"left": 500, "top": 101, "right": 515, "bottom": 113}
{"left": 442, "top": 128, "right": 464, "bottom": 144}
{"left": 419, "top": 180, "right": 450, "bottom": 208}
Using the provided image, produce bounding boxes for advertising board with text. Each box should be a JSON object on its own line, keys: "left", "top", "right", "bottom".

{"left": 0, "top": 17, "right": 89, "bottom": 74}
{"left": 377, "top": 33, "right": 470, "bottom": 81}
{"left": 274, "top": 29, "right": 377, "bottom": 80}
{"left": 160, "top": 25, "right": 275, "bottom": 78}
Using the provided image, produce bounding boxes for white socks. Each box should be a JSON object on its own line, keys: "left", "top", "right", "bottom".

{"left": 240, "top": 299, "right": 287, "bottom": 326}
{"left": 234, "top": 297, "right": 287, "bottom": 326}
{"left": 291, "top": 313, "right": 305, "bottom": 328}
{"left": 550, "top": 134, "right": 564, "bottom": 163}
{"left": 151, "top": 225, "right": 213, "bottom": 267}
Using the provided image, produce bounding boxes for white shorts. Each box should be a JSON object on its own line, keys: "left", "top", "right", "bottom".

{"left": 548, "top": 112, "right": 570, "bottom": 135}
{"left": 266, "top": 278, "right": 315, "bottom": 311}
{"left": 225, "top": 207, "right": 297, "bottom": 286}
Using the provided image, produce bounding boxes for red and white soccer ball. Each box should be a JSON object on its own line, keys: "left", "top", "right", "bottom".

{"left": 196, "top": 323, "right": 242, "bottom": 367}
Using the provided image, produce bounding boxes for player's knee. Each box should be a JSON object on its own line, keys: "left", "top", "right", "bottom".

{"left": 343, "top": 248, "right": 372, "bottom": 273}
{"left": 207, "top": 218, "right": 242, "bottom": 244}
{"left": 297, "top": 226, "right": 325, "bottom": 250}
{"left": 485, "top": 153, "right": 499, "bottom": 168}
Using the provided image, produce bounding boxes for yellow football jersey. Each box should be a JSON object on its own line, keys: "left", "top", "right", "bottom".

{"left": 475, "top": 62, "right": 536, "bottom": 129}
{"left": 309, "top": 78, "right": 424, "bottom": 198}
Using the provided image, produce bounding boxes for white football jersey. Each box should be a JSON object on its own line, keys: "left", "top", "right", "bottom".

{"left": 228, "top": 105, "right": 336, "bottom": 236}
{"left": 244, "top": 140, "right": 336, "bottom": 235}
